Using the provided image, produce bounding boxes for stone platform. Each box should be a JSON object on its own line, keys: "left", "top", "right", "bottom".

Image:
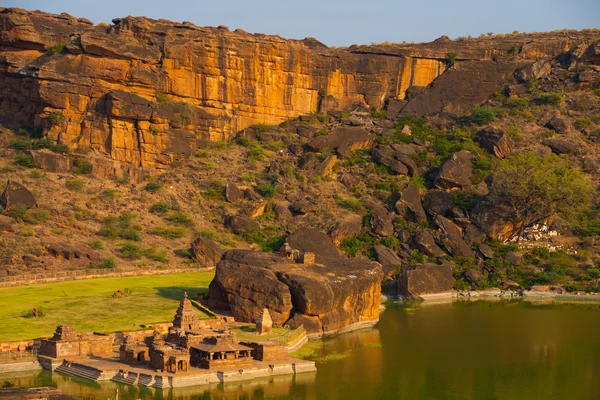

{"left": 52, "top": 356, "right": 316, "bottom": 389}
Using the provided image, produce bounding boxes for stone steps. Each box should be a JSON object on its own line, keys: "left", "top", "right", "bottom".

{"left": 54, "top": 362, "right": 101, "bottom": 381}
{"left": 137, "top": 374, "right": 154, "bottom": 386}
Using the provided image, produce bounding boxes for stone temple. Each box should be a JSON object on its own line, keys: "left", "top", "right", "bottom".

{"left": 35, "top": 294, "right": 315, "bottom": 389}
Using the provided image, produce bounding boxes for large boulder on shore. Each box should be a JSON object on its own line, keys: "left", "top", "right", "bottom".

{"left": 475, "top": 126, "right": 514, "bottom": 159}
{"left": 398, "top": 263, "right": 454, "bottom": 298}
{"left": 208, "top": 228, "right": 383, "bottom": 335}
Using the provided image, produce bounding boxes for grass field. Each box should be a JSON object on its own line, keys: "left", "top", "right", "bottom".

{"left": 0, "top": 272, "right": 215, "bottom": 342}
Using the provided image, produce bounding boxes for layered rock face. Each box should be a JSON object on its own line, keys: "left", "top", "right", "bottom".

{"left": 1, "top": 7, "right": 597, "bottom": 176}
{"left": 208, "top": 228, "right": 383, "bottom": 335}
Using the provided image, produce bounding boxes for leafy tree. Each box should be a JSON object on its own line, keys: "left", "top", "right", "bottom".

{"left": 486, "top": 151, "right": 594, "bottom": 239}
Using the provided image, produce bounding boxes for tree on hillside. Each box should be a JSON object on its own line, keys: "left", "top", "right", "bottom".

{"left": 486, "top": 151, "right": 594, "bottom": 239}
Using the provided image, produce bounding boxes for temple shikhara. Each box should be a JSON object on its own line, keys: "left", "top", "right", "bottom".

{"left": 34, "top": 293, "right": 314, "bottom": 389}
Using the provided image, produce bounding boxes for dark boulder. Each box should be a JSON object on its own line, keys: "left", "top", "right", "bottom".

{"left": 435, "top": 215, "right": 475, "bottom": 258}
{"left": 225, "top": 215, "right": 260, "bottom": 234}
{"left": 290, "top": 199, "right": 313, "bottom": 215}
{"left": 464, "top": 269, "right": 483, "bottom": 285}
{"left": 373, "top": 245, "right": 403, "bottom": 278}
{"left": 478, "top": 243, "right": 495, "bottom": 259}
{"left": 372, "top": 145, "right": 408, "bottom": 175}
{"left": 475, "top": 126, "right": 515, "bottom": 159}
{"left": 424, "top": 190, "right": 453, "bottom": 217}
{"left": 395, "top": 184, "right": 427, "bottom": 223}
{"left": 515, "top": 59, "right": 552, "bottom": 83}
{"left": 505, "top": 251, "right": 524, "bottom": 265}
{"left": 306, "top": 127, "right": 374, "bottom": 158}
{"left": 398, "top": 263, "right": 454, "bottom": 298}
{"left": 542, "top": 137, "right": 579, "bottom": 155}
{"left": 272, "top": 201, "right": 293, "bottom": 221}
{"left": 414, "top": 230, "right": 446, "bottom": 258}
{"left": 190, "top": 236, "right": 223, "bottom": 267}
{"left": 434, "top": 150, "right": 474, "bottom": 189}
{"left": 329, "top": 215, "right": 363, "bottom": 246}
{"left": 225, "top": 183, "right": 242, "bottom": 203}
{"left": 0, "top": 180, "right": 37, "bottom": 210}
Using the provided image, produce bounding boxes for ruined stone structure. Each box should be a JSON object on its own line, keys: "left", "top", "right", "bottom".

{"left": 1, "top": 8, "right": 597, "bottom": 180}
{"left": 39, "top": 325, "right": 113, "bottom": 358}
{"left": 165, "top": 292, "right": 215, "bottom": 348}
{"left": 119, "top": 335, "right": 149, "bottom": 365}
{"left": 189, "top": 334, "right": 254, "bottom": 370}
{"left": 256, "top": 309, "right": 273, "bottom": 335}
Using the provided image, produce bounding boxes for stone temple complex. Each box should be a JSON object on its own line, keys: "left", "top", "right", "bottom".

{"left": 35, "top": 294, "right": 315, "bottom": 389}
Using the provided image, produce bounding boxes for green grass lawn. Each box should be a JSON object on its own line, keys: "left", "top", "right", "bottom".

{"left": 0, "top": 272, "right": 215, "bottom": 342}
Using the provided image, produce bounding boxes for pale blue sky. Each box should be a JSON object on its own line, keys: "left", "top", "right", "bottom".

{"left": 3, "top": 0, "right": 599, "bottom": 46}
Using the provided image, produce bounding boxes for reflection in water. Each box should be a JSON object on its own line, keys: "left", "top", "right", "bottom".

{"left": 2, "top": 299, "right": 600, "bottom": 400}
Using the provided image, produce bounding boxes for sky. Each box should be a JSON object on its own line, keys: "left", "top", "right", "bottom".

{"left": 3, "top": 0, "right": 599, "bottom": 46}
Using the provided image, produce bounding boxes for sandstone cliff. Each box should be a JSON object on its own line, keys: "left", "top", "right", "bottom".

{"left": 1, "top": 7, "right": 598, "bottom": 177}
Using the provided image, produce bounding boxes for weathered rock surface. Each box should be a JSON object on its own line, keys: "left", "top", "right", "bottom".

{"left": 329, "top": 214, "right": 363, "bottom": 245}
{"left": 398, "top": 263, "right": 454, "bottom": 298}
{"left": 373, "top": 245, "right": 403, "bottom": 278}
{"left": 424, "top": 190, "right": 453, "bottom": 217}
{"left": 475, "top": 126, "right": 515, "bottom": 159}
{"left": 208, "top": 228, "right": 383, "bottom": 335}
{"left": 0, "top": 180, "right": 37, "bottom": 210}
{"left": 414, "top": 230, "right": 446, "bottom": 258}
{"left": 1, "top": 7, "right": 594, "bottom": 176}
{"left": 434, "top": 150, "right": 474, "bottom": 189}
{"left": 225, "top": 215, "right": 260, "bottom": 234}
{"left": 395, "top": 184, "right": 427, "bottom": 223}
{"left": 190, "top": 236, "right": 223, "bottom": 267}
{"left": 435, "top": 215, "right": 476, "bottom": 258}
{"left": 307, "top": 127, "right": 374, "bottom": 157}
{"left": 225, "top": 183, "right": 242, "bottom": 203}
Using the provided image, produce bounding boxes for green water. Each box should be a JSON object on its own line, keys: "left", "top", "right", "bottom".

{"left": 2, "top": 299, "right": 600, "bottom": 400}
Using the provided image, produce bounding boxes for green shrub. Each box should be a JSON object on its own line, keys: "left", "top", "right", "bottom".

{"left": 507, "top": 97, "right": 528, "bottom": 111}
{"left": 65, "top": 178, "right": 84, "bottom": 191}
{"left": 152, "top": 226, "right": 186, "bottom": 239}
{"left": 337, "top": 197, "right": 364, "bottom": 213}
{"left": 14, "top": 154, "right": 35, "bottom": 168}
{"left": 103, "top": 189, "right": 119, "bottom": 200}
{"left": 315, "top": 130, "right": 329, "bottom": 137}
{"left": 150, "top": 201, "right": 171, "bottom": 214}
{"left": 145, "top": 181, "right": 161, "bottom": 193}
{"left": 445, "top": 52, "right": 458, "bottom": 68}
{"left": 241, "top": 231, "right": 286, "bottom": 252}
{"left": 121, "top": 242, "right": 143, "bottom": 260}
{"left": 472, "top": 107, "right": 497, "bottom": 125}
{"left": 47, "top": 111, "right": 65, "bottom": 125}
{"left": 369, "top": 107, "right": 387, "bottom": 120}
{"left": 256, "top": 183, "right": 277, "bottom": 199}
{"left": 156, "top": 93, "right": 170, "bottom": 103}
{"left": 8, "top": 138, "right": 31, "bottom": 151}
{"left": 32, "top": 138, "right": 70, "bottom": 154}
{"left": 89, "top": 239, "right": 104, "bottom": 250}
{"left": 538, "top": 92, "right": 562, "bottom": 105}
{"left": 575, "top": 117, "right": 593, "bottom": 129}
{"left": 72, "top": 159, "right": 93, "bottom": 175}
{"left": 99, "top": 212, "right": 142, "bottom": 241}
{"left": 171, "top": 212, "right": 193, "bottom": 225}
{"left": 145, "top": 247, "right": 169, "bottom": 263}
{"left": 49, "top": 43, "right": 67, "bottom": 54}
{"left": 96, "top": 257, "right": 116, "bottom": 269}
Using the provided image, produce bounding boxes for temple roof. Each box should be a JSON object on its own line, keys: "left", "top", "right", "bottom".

{"left": 191, "top": 341, "right": 253, "bottom": 353}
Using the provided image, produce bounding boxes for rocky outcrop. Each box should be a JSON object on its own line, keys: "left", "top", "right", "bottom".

{"left": 190, "top": 236, "right": 223, "bottom": 267}
{"left": 1, "top": 7, "right": 597, "bottom": 175}
{"left": 208, "top": 228, "right": 383, "bottom": 335}
{"left": 329, "top": 215, "right": 363, "bottom": 245}
{"left": 0, "top": 180, "right": 37, "bottom": 210}
{"left": 434, "top": 150, "right": 474, "bottom": 189}
{"left": 307, "top": 127, "right": 374, "bottom": 158}
{"left": 475, "top": 126, "right": 514, "bottom": 159}
{"left": 395, "top": 184, "right": 427, "bottom": 223}
{"left": 398, "top": 263, "right": 454, "bottom": 298}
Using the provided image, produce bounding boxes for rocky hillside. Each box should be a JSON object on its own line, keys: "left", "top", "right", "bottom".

{"left": 0, "top": 8, "right": 600, "bottom": 298}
